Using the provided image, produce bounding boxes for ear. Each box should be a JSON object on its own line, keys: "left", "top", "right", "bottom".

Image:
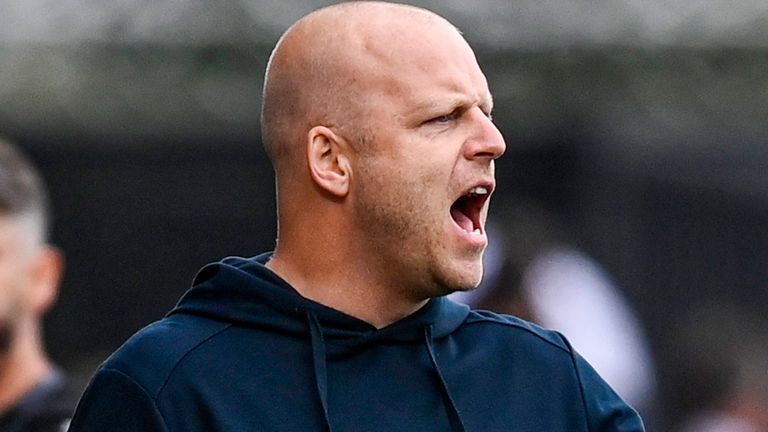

{"left": 306, "top": 126, "right": 352, "bottom": 198}
{"left": 28, "top": 246, "right": 64, "bottom": 315}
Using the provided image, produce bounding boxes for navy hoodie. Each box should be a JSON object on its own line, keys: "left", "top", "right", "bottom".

{"left": 68, "top": 254, "right": 644, "bottom": 431}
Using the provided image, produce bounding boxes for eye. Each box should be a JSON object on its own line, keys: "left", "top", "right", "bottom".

{"left": 428, "top": 110, "right": 459, "bottom": 125}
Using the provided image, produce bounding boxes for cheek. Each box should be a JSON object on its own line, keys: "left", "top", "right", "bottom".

{"left": 354, "top": 147, "right": 452, "bottom": 231}
{"left": 0, "top": 286, "right": 23, "bottom": 334}
{"left": 386, "top": 168, "right": 445, "bottom": 223}
{"left": 0, "top": 278, "right": 19, "bottom": 315}
{"left": 0, "top": 261, "right": 30, "bottom": 315}
{"left": 355, "top": 166, "right": 437, "bottom": 236}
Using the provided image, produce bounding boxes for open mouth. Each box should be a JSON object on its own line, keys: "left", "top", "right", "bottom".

{"left": 450, "top": 185, "right": 491, "bottom": 236}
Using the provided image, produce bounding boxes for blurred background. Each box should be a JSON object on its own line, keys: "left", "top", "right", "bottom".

{"left": 2, "top": 0, "right": 767, "bottom": 430}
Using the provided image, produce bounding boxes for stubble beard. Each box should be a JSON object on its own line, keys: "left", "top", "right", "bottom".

{"left": 354, "top": 168, "right": 479, "bottom": 300}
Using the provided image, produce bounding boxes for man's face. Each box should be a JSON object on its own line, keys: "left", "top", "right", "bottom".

{"left": 348, "top": 22, "right": 506, "bottom": 299}
{"left": 0, "top": 214, "right": 36, "bottom": 355}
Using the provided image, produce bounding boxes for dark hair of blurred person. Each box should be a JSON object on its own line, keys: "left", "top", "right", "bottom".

{"left": 0, "top": 137, "right": 77, "bottom": 432}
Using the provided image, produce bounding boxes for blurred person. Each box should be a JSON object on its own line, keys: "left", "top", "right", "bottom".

{"left": 68, "top": 2, "right": 643, "bottom": 431}
{"left": 672, "top": 303, "right": 768, "bottom": 432}
{"left": 451, "top": 203, "right": 657, "bottom": 420}
{"left": 0, "top": 138, "right": 76, "bottom": 432}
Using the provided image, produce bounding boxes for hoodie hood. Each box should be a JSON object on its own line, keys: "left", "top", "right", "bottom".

{"left": 169, "top": 253, "right": 470, "bottom": 344}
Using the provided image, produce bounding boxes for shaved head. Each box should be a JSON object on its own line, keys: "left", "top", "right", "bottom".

{"left": 261, "top": 1, "right": 505, "bottom": 325}
{"left": 260, "top": 1, "right": 461, "bottom": 171}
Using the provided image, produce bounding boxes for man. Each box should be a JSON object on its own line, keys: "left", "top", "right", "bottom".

{"left": 0, "top": 138, "right": 76, "bottom": 432}
{"left": 69, "top": 2, "right": 644, "bottom": 431}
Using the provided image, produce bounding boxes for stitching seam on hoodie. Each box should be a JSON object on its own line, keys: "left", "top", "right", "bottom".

{"left": 100, "top": 368, "right": 172, "bottom": 432}
{"left": 155, "top": 323, "right": 234, "bottom": 399}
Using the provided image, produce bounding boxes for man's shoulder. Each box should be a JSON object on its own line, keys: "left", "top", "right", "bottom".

{"left": 456, "top": 310, "right": 586, "bottom": 393}
{"left": 98, "top": 314, "right": 231, "bottom": 398}
{"left": 462, "top": 309, "right": 571, "bottom": 354}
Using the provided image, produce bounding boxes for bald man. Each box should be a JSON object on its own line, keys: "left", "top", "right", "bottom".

{"left": 68, "top": 2, "right": 644, "bottom": 431}
{"left": 0, "top": 138, "right": 77, "bottom": 432}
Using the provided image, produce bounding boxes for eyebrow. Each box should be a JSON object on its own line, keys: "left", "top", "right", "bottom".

{"left": 410, "top": 93, "right": 494, "bottom": 117}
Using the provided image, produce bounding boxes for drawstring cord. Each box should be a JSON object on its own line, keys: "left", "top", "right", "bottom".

{"left": 307, "top": 312, "right": 333, "bottom": 432}
{"left": 306, "top": 315, "right": 465, "bottom": 432}
{"left": 424, "top": 325, "right": 467, "bottom": 432}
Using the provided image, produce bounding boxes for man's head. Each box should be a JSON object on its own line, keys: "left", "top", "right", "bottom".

{"left": 0, "top": 138, "right": 62, "bottom": 357}
{"left": 261, "top": 2, "right": 505, "bottom": 300}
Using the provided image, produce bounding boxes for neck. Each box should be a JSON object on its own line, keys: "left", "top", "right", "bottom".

{"left": 0, "top": 319, "right": 52, "bottom": 415}
{"left": 268, "top": 252, "right": 428, "bottom": 329}
{"left": 271, "top": 178, "right": 432, "bottom": 328}
{"left": 268, "top": 208, "right": 429, "bottom": 328}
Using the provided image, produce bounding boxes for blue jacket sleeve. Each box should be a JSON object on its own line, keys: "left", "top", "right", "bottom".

{"left": 572, "top": 350, "right": 646, "bottom": 432}
{"left": 67, "top": 368, "right": 169, "bottom": 432}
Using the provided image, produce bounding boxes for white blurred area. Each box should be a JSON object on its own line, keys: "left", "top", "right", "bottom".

{"left": 450, "top": 219, "right": 657, "bottom": 415}
{"left": 522, "top": 247, "right": 656, "bottom": 411}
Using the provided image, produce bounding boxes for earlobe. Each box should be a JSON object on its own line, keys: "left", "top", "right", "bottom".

{"left": 307, "top": 126, "right": 351, "bottom": 198}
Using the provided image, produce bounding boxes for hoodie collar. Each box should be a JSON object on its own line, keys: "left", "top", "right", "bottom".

{"left": 168, "top": 253, "right": 470, "bottom": 342}
{"left": 170, "top": 253, "right": 470, "bottom": 432}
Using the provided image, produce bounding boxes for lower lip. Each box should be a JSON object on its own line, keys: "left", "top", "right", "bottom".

{"left": 449, "top": 218, "right": 487, "bottom": 249}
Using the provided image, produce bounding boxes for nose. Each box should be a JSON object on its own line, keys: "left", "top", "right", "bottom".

{"left": 464, "top": 108, "right": 506, "bottom": 161}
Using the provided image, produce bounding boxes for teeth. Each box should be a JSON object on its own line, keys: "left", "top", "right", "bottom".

{"left": 468, "top": 186, "right": 488, "bottom": 196}
{"left": 470, "top": 228, "right": 482, "bottom": 236}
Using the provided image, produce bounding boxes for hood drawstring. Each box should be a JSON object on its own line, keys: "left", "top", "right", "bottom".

{"left": 306, "top": 314, "right": 466, "bottom": 432}
{"left": 425, "top": 325, "right": 467, "bottom": 432}
{"left": 307, "top": 312, "right": 333, "bottom": 432}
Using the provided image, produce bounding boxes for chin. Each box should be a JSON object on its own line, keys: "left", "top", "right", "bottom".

{"left": 434, "top": 262, "right": 483, "bottom": 295}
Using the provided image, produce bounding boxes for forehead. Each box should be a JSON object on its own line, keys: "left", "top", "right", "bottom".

{"left": 354, "top": 21, "right": 491, "bottom": 116}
